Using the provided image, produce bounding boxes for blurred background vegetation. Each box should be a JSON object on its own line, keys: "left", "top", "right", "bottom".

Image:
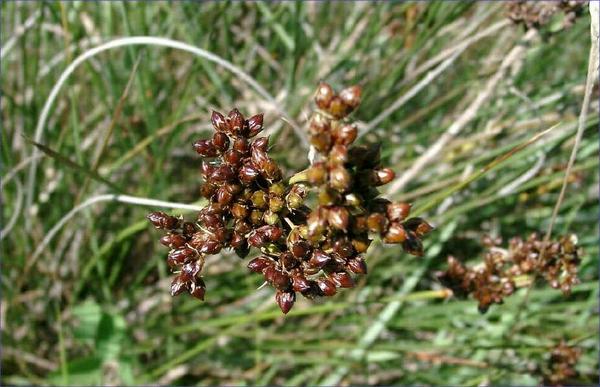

{"left": 1, "top": 1, "right": 598, "bottom": 385}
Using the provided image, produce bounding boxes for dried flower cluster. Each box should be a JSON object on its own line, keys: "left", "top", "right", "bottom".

{"left": 148, "top": 82, "right": 433, "bottom": 313}
{"left": 506, "top": 0, "right": 585, "bottom": 30}
{"left": 540, "top": 341, "right": 582, "bottom": 386}
{"left": 437, "top": 233, "right": 581, "bottom": 313}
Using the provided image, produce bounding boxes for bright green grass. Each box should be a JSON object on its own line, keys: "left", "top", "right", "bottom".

{"left": 2, "top": 2, "right": 598, "bottom": 385}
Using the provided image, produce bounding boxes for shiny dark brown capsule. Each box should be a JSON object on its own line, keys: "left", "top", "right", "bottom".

{"left": 403, "top": 217, "right": 434, "bottom": 238}
{"left": 247, "top": 256, "right": 273, "bottom": 273}
{"left": 292, "top": 273, "right": 312, "bottom": 292}
{"left": 252, "top": 136, "right": 269, "bottom": 152}
{"left": 228, "top": 108, "right": 245, "bottom": 134}
{"left": 276, "top": 290, "right": 296, "bottom": 314}
{"left": 180, "top": 261, "right": 201, "bottom": 282}
{"left": 328, "top": 206, "right": 350, "bottom": 231}
{"left": 347, "top": 257, "right": 368, "bottom": 274}
{"left": 402, "top": 231, "right": 424, "bottom": 256}
{"left": 233, "top": 138, "right": 250, "bottom": 154}
{"left": 247, "top": 114, "right": 264, "bottom": 137}
{"left": 330, "top": 271, "right": 354, "bottom": 288}
{"left": 171, "top": 276, "right": 187, "bottom": 296}
{"left": 193, "top": 139, "right": 218, "bottom": 157}
{"left": 160, "top": 233, "right": 187, "bottom": 248}
{"left": 211, "top": 111, "right": 228, "bottom": 132}
{"left": 212, "top": 132, "right": 230, "bottom": 152}
{"left": 147, "top": 212, "right": 180, "bottom": 230}
{"left": 239, "top": 163, "right": 260, "bottom": 185}
{"left": 168, "top": 247, "right": 196, "bottom": 266}
{"left": 309, "top": 249, "right": 331, "bottom": 269}
{"left": 189, "top": 278, "right": 206, "bottom": 300}
{"left": 317, "top": 278, "right": 337, "bottom": 296}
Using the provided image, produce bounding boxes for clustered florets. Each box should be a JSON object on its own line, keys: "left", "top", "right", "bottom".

{"left": 506, "top": 0, "right": 585, "bottom": 30}
{"left": 437, "top": 233, "right": 581, "bottom": 313}
{"left": 148, "top": 82, "right": 433, "bottom": 313}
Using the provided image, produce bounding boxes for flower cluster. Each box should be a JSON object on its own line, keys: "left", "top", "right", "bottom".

{"left": 148, "top": 82, "right": 433, "bottom": 314}
{"left": 506, "top": 0, "right": 585, "bottom": 30}
{"left": 437, "top": 233, "right": 581, "bottom": 313}
{"left": 540, "top": 341, "right": 582, "bottom": 386}
{"left": 246, "top": 83, "right": 433, "bottom": 312}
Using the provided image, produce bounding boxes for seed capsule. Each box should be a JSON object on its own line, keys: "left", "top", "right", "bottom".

{"left": 182, "top": 222, "right": 198, "bottom": 237}
{"left": 310, "top": 132, "right": 332, "bottom": 153}
{"left": 330, "top": 271, "right": 354, "bottom": 288}
{"left": 200, "top": 239, "right": 222, "bottom": 254}
{"left": 286, "top": 192, "right": 304, "bottom": 209}
{"left": 387, "top": 202, "right": 411, "bottom": 222}
{"left": 367, "top": 213, "right": 389, "bottom": 234}
{"left": 171, "top": 276, "right": 187, "bottom": 296}
{"left": 200, "top": 183, "right": 217, "bottom": 198}
{"left": 239, "top": 164, "right": 260, "bottom": 185}
{"left": 246, "top": 209, "right": 261, "bottom": 225}
{"left": 189, "top": 278, "right": 206, "bottom": 300}
{"left": 247, "top": 114, "right": 264, "bottom": 137}
{"left": 262, "top": 158, "right": 282, "bottom": 181}
{"left": 339, "top": 85, "right": 361, "bottom": 110}
{"left": 230, "top": 231, "right": 245, "bottom": 249}
{"left": 257, "top": 225, "right": 283, "bottom": 242}
{"left": 317, "top": 278, "right": 337, "bottom": 296}
{"left": 275, "top": 290, "right": 296, "bottom": 314}
{"left": 329, "top": 166, "right": 352, "bottom": 192}
{"left": 247, "top": 256, "right": 273, "bottom": 273}
{"left": 216, "top": 187, "right": 234, "bottom": 205}
{"left": 351, "top": 237, "right": 371, "bottom": 254}
{"left": 231, "top": 203, "right": 249, "bottom": 219}
{"left": 231, "top": 139, "right": 249, "bottom": 156}
{"left": 264, "top": 267, "right": 291, "bottom": 290}
{"left": 291, "top": 240, "right": 311, "bottom": 259}
{"left": 210, "top": 165, "right": 236, "bottom": 182}
{"left": 251, "top": 190, "right": 268, "bottom": 209}
{"left": 384, "top": 223, "right": 407, "bottom": 244}
{"left": 160, "top": 233, "right": 187, "bottom": 249}
{"left": 333, "top": 124, "right": 358, "bottom": 146}
{"left": 263, "top": 210, "right": 279, "bottom": 225}
{"left": 179, "top": 261, "right": 200, "bottom": 283}
{"left": 315, "top": 82, "right": 334, "bottom": 110}
{"left": 403, "top": 217, "right": 434, "bottom": 238}
{"left": 227, "top": 108, "right": 245, "bottom": 134}
{"left": 333, "top": 238, "right": 354, "bottom": 258}
{"left": 212, "top": 132, "right": 230, "bottom": 152}
{"left": 292, "top": 274, "right": 312, "bottom": 292}
{"left": 346, "top": 257, "right": 368, "bottom": 274}
{"left": 402, "top": 231, "right": 424, "bottom": 256}
{"left": 307, "top": 163, "right": 328, "bottom": 185}
{"left": 329, "top": 144, "right": 349, "bottom": 165}
{"left": 193, "top": 139, "right": 218, "bottom": 157}
{"left": 147, "top": 212, "right": 180, "bottom": 230}
{"left": 168, "top": 247, "right": 196, "bottom": 266}
{"left": 328, "top": 96, "right": 347, "bottom": 119}
{"left": 318, "top": 187, "right": 340, "bottom": 206}
{"left": 269, "top": 196, "right": 285, "bottom": 213}
{"left": 374, "top": 168, "right": 395, "bottom": 186}
{"left": 211, "top": 111, "right": 228, "bottom": 132}
{"left": 252, "top": 136, "right": 269, "bottom": 152}
{"left": 309, "top": 249, "right": 331, "bottom": 269}
{"left": 280, "top": 252, "right": 299, "bottom": 270}
{"left": 328, "top": 206, "right": 350, "bottom": 231}
{"left": 269, "top": 182, "right": 286, "bottom": 197}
